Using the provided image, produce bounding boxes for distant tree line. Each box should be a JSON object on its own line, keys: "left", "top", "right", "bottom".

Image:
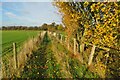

{"left": 40, "top": 22, "right": 65, "bottom": 31}
{"left": 1, "top": 22, "right": 65, "bottom": 31}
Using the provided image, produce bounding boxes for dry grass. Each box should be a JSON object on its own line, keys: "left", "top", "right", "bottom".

{"left": 50, "top": 32, "right": 101, "bottom": 78}
{"left": 50, "top": 38, "right": 72, "bottom": 78}
{"left": 88, "top": 61, "right": 106, "bottom": 78}
{"left": 2, "top": 31, "right": 46, "bottom": 78}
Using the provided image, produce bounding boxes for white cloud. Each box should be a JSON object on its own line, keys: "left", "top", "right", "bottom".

{"left": 2, "top": 2, "right": 62, "bottom": 26}
{"left": 5, "top": 12, "right": 40, "bottom": 24}
{"left": 5, "top": 12, "right": 17, "bottom": 18}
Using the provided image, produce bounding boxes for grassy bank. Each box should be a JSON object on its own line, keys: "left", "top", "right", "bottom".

{"left": 15, "top": 32, "right": 99, "bottom": 79}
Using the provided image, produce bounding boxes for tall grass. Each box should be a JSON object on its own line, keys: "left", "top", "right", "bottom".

{"left": 2, "top": 32, "right": 42, "bottom": 78}
{"left": 18, "top": 32, "right": 99, "bottom": 79}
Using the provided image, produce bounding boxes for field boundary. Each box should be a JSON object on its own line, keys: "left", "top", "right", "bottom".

{"left": 47, "top": 31, "right": 120, "bottom": 78}
{"left": 1, "top": 31, "right": 46, "bottom": 78}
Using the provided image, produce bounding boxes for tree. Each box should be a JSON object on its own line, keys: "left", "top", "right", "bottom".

{"left": 56, "top": 24, "right": 63, "bottom": 30}
{"left": 54, "top": 1, "right": 119, "bottom": 67}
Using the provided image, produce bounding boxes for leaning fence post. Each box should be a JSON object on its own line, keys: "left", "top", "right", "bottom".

{"left": 88, "top": 45, "right": 96, "bottom": 66}
{"left": 13, "top": 43, "right": 18, "bottom": 69}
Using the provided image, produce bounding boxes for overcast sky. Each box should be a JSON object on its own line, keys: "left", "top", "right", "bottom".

{"left": 1, "top": 1, "right": 62, "bottom": 26}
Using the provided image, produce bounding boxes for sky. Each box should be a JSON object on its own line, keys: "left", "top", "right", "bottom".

{"left": 0, "top": 1, "right": 62, "bottom": 26}
{"left": 1, "top": 0, "right": 119, "bottom": 27}
{"left": 0, "top": 0, "right": 53, "bottom": 2}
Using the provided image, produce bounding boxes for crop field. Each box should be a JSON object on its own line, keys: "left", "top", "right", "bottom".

{"left": 2, "top": 30, "right": 39, "bottom": 55}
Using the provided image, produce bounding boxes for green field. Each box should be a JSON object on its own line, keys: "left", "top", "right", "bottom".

{"left": 2, "top": 30, "right": 39, "bottom": 54}
{"left": 0, "top": 30, "right": 2, "bottom": 52}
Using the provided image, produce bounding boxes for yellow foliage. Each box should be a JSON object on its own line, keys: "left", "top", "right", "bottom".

{"left": 84, "top": 1, "right": 89, "bottom": 7}
{"left": 91, "top": 3, "right": 96, "bottom": 12}
{"left": 54, "top": 2, "right": 119, "bottom": 47}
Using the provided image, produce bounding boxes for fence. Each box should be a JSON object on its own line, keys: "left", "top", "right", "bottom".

{"left": 47, "top": 31, "right": 120, "bottom": 77}
{"left": 1, "top": 31, "right": 119, "bottom": 78}
{"left": 1, "top": 31, "right": 46, "bottom": 78}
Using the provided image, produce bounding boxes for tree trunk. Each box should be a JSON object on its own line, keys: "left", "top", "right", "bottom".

{"left": 88, "top": 45, "right": 96, "bottom": 66}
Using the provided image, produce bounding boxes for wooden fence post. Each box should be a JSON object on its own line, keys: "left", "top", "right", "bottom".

{"left": 58, "top": 33, "right": 59, "bottom": 40}
{"left": 60, "top": 34, "right": 62, "bottom": 43}
{"left": 64, "top": 36, "right": 66, "bottom": 43}
{"left": 74, "top": 38, "right": 76, "bottom": 55}
{"left": 77, "top": 33, "right": 79, "bottom": 40}
{"left": 63, "top": 35, "right": 65, "bottom": 43}
{"left": 88, "top": 45, "right": 96, "bottom": 66}
{"left": 105, "top": 52, "right": 109, "bottom": 65}
{"left": 76, "top": 43, "right": 78, "bottom": 52}
{"left": 54, "top": 32, "right": 56, "bottom": 37}
{"left": 32, "top": 36, "right": 34, "bottom": 49}
{"left": 57, "top": 33, "right": 59, "bottom": 40}
{"left": 80, "top": 43, "right": 85, "bottom": 53}
{"left": 39, "top": 32, "right": 41, "bottom": 40}
{"left": 55, "top": 33, "right": 56, "bottom": 39}
{"left": 66, "top": 36, "right": 69, "bottom": 50}
{"left": 13, "top": 43, "right": 18, "bottom": 69}
{"left": 58, "top": 34, "right": 60, "bottom": 40}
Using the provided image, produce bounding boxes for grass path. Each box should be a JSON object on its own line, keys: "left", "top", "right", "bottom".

{"left": 15, "top": 32, "right": 99, "bottom": 79}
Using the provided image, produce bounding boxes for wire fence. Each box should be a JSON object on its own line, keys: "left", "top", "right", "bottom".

{"left": 48, "top": 31, "right": 120, "bottom": 78}
{"left": 2, "top": 41, "right": 22, "bottom": 56}
{"left": 1, "top": 31, "right": 46, "bottom": 78}
{"left": 1, "top": 31, "right": 119, "bottom": 78}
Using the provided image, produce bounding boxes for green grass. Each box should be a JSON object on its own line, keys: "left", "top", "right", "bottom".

{"left": 2, "top": 30, "right": 39, "bottom": 54}
{"left": 16, "top": 32, "right": 99, "bottom": 79}
{"left": 0, "top": 30, "right": 2, "bottom": 54}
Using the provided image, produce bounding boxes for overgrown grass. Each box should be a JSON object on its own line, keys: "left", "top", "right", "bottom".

{"left": 16, "top": 32, "right": 99, "bottom": 79}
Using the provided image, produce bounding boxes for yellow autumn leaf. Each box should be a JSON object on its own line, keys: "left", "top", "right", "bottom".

{"left": 91, "top": 3, "right": 96, "bottom": 12}
{"left": 84, "top": 1, "right": 89, "bottom": 7}
{"left": 113, "top": 23, "right": 116, "bottom": 27}
{"left": 114, "top": 2, "right": 118, "bottom": 7}
{"left": 101, "top": 7, "right": 105, "bottom": 12}
{"left": 100, "top": 3, "right": 104, "bottom": 7}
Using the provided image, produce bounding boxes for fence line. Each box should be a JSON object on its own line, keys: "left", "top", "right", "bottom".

{"left": 2, "top": 39, "right": 28, "bottom": 56}
{"left": 2, "top": 31, "right": 46, "bottom": 78}
{"left": 2, "top": 31, "right": 119, "bottom": 78}
{"left": 49, "top": 31, "right": 112, "bottom": 52}
{"left": 48, "top": 31, "right": 120, "bottom": 67}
